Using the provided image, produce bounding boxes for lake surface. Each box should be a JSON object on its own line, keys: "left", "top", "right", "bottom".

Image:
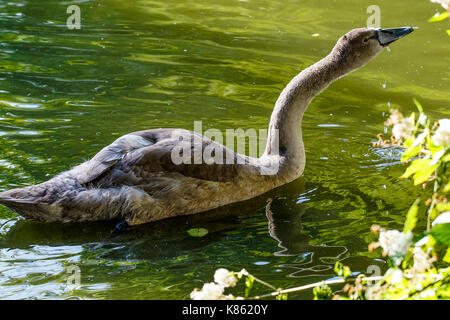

{"left": 0, "top": 0, "right": 449, "bottom": 299}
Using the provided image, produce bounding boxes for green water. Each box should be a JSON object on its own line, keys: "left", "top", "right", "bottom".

{"left": 0, "top": 0, "right": 449, "bottom": 299}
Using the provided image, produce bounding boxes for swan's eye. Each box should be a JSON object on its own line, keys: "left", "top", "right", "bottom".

{"left": 363, "top": 38, "right": 369, "bottom": 43}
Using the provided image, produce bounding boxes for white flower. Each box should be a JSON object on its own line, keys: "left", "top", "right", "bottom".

{"left": 430, "top": 149, "right": 445, "bottom": 166}
{"left": 414, "top": 235, "right": 430, "bottom": 247}
{"left": 411, "top": 129, "right": 428, "bottom": 147}
{"left": 385, "top": 109, "right": 404, "bottom": 126}
{"left": 190, "top": 289, "right": 205, "bottom": 300}
{"left": 412, "top": 247, "right": 431, "bottom": 273}
{"left": 236, "top": 269, "right": 249, "bottom": 278}
{"left": 190, "top": 282, "right": 224, "bottom": 300}
{"left": 214, "top": 268, "right": 238, "bottom": 288}
{"left": 418, "top": 113, "right": 427, "bottom": 126}
{"left": 431, "top": 119, "right": 450, "bottom": 146}
{"left": 432, "top": 211, "right": 450, "bottom": 226}
{"left": 379, "top": 230, "right": 413, "bottom": 266}
{"left": 419, "top": 288, "right": 436, "bottom": 299}
{"left": 431, "top": 0, "right": 450, "bottom": 12}
{"left": 392, "top": 116, "right": 415, "bottom": 141}
{"left": 390, "top": 269, "right": 404, "bottom": 284}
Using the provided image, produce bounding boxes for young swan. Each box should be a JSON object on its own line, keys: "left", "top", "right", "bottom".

{"left": 0, "top": 27, "right": 414, "bottom": 226}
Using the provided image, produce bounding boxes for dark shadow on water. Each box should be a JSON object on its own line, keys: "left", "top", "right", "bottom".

{"left": 1, "top": 178, "right": 309, "bottom": 254}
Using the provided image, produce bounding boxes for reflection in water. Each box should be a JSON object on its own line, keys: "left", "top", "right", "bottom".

{"left": 265, "top": 187, "right": 347, "bottom": 279}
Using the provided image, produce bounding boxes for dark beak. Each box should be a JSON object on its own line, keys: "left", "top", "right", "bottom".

{"left": 375, "top": 27, "right": 415, "bottom": 46}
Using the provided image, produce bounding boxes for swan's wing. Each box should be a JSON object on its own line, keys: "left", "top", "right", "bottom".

{"left": 121, "top": 129, "right": 255, "bottom": 183}
{"left": 72, "top": 130, "right": 157, "bottom": 184}
{"left": 73, "top": 128, "right": 255, "bottom": 186}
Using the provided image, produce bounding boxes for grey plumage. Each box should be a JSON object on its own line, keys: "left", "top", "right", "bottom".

{"left": 0, "top": 27, "right": 413, "bottom": 225}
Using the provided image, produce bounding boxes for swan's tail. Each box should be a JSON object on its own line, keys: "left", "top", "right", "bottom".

{"left": 0, "top": 184, "right": 65, "bottom": 222}
{"left": 0, "top": 177, "right": 130, "bottom": 223}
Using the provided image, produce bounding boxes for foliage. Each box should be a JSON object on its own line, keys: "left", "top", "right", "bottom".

{"left": 190, "top": 101, "right": 450, "bottom": 300}
{"left": 313, "top": 284, "right": 333, "bottom": 300}
{"left": 187, "top": 228, "right": 209, "bottom": 237}
{"left": 335, "top": 100, "right": 450, "bottom": 299}
{"left": 429, "top": 0, "right": 450, "bottom": 36}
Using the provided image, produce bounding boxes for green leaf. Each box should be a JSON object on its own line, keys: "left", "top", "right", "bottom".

{"left": 276, "top": 293, "right": 288, "bottom": 300}
{"left": 187, "top": 228, "right": 208, "bottom": 237}
{"left": 334, "top": 262, "right": 351, "bottom": 277}
{"left": 443, "top": 248, "right": 450, "bottom": 263}
{"left": 244, "top": 276, "right": 254, "bottom": 298}
{"left": 403, "top": 136, "right": 415, "bottom": 148}
{"left": 413, "top": 163, "right": 437, "bottom": 185}
{"left": 436, "top": 202, "right": 450, "bottom": 213}
{"left": 404, "top": 199, "right": 420, "bottom": 233}
{"left": 413, "top": 98, "right": 424, "bottom": 114}
{"left": 428, "top": 11, "right": 449, "bottom": 22}
{"left": 427, "top": 135, "right": 442, "bottom": 154}
{"left": 313, "top": 284, "right": 333, "bottom": 300}
{"left": 447, "top": 30, "right": 450, "bottom": 36}
{"left": 400, "top": 157, "right": 437, "bottom": 185}
{"left": 430, "top": 223, "right": 450, "bottom": 246}
{"left": 400, "top": 158, "right": 431, "bottom": 179}
{"left": 401, "top": 145, "right": 422, "bottom": 162}
{"left": 444, "top": 182, "right": 450, "bottom": 193}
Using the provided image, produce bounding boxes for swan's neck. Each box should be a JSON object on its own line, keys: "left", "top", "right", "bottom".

{"left": 263, "top": 51, "right": 350, "bottom": 178}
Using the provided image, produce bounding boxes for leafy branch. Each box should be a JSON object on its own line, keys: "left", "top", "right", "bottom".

{"left": 190, "top": 100, "right": 450, "bottom": 300}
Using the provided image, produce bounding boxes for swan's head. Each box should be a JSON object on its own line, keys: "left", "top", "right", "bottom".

{"left": 333, "top": 27, "right": 414, "bottom": 72}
